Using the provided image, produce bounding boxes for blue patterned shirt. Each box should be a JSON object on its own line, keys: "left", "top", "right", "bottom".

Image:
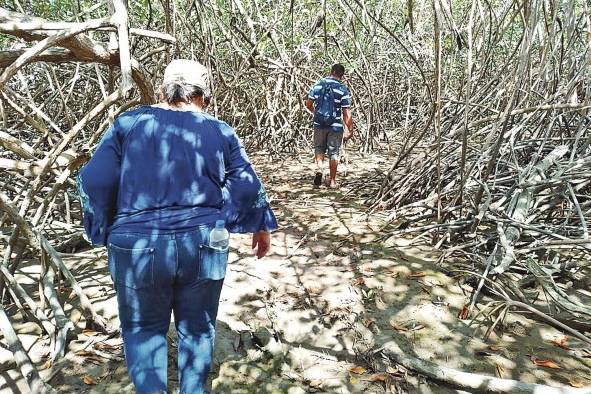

{"left": 307, "top": 77, "right": 351, "bottom": 132}
{"left": 78, "top": 106, "right": 278, "bottom": 246}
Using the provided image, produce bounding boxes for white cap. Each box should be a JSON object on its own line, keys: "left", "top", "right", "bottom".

{"left": 163, "top": 59, "right": 209, "bottom": 91}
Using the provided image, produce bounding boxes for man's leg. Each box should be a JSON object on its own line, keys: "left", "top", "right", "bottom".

{"left": 315, "top": 153, "right": 325, "bottom": 172}
{"left": 326, "top": 131, "right": 343, "bottom": 188}
{"left": 313, "top": 129, "right": 329, "bottom": 186}
{"left": 328, "top": 158, "right": 338, "bottom": 187}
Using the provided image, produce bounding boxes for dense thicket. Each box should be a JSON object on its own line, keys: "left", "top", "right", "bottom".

{"left": 366, "top": 0, "right": 591, "bottom": 338}
{"left": 0, "top": 0, "right": 590, "bottom": 392}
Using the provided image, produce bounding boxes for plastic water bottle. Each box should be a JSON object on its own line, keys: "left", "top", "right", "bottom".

{"left": 209, "top": 220, "right": 229, "bottom": 250}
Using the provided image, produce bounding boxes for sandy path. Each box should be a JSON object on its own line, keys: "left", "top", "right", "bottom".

{"left": 1, "top": 152, "right": 589, "bottom": 393}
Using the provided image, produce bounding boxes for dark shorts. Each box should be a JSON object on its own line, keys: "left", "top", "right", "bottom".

{"left": 314, "top": 129, "right": 342, "bottom": 161}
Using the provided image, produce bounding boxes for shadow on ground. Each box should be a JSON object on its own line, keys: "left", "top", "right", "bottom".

{"left": 2, "top": 152, "right": 590, "bottom": 393}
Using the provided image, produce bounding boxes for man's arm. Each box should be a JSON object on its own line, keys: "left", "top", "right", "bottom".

{"left": 342, "top": 107, "right": 353, "bottom": 140}
{"left": 304, "top": 98, "right": 315, "bottom": 114}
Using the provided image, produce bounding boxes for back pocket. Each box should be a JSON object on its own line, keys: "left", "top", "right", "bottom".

{"left": 198, "top": 245, "right": 228, "bottom": 280}
{"left": 108, "top": 243, "right": 154, "bottom": 289}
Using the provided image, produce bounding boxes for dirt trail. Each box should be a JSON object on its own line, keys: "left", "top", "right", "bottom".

{"left": 2, "top": 152, "right": 590, "bottom": 393}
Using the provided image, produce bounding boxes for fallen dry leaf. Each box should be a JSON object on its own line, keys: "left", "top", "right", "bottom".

{"left": 530, "top": 355, "right": 561, "bottom": 369}
{"left": 81, "top": 329, "right": 99, "bottom": 336}
{"left": 353, "top": 277, "right": 365, "bottom": 286}
{"left": 350, "top": 375, "right": 357, "bottom": 384}
{"left": 458, "top": 305, "right": 470, "bottom": 320}
{"left": 390, "top": 321, "right": 409, "bottom": 332}
{"left": 495, "top": 363, "right": 505, "bottom": 378}
{"left": 349, "top": 366, "right": 367, "bottom": 374}
{"left": 488, "top": 345, "right": 502, "bottom": 352}
{"left": 409, "top": 271, "right": 426, "bottom": 279}
{"left": 368, "top": 373, "right": 390, "bottom": 382}
{"left": 569, "top": 379, "right": 585, "bottom": 388}
{"left": 306, "top": 286, "right": 321, "bottom": 294}
{"left": 42, "top": 360, "right": 52, "bottom": 370}
{"left": 361, "top": 266, "right": 374, "bottom": 274}
{"left": 76, "top": 350, "right": 93, "bottom": 357}
{"left": 411, "top": 324, "right": 425, "bottom": 331}
{"left": 386, "top": 365, "right": 405, "bottom": 376}
{"left": 548, "top": 336, "right": 570, "bottom": 350}
{"left": 93, "top": 342, "right": 121, "bottom": 351}
{"left": 308, "top": 379, "right": 323, "bottom": 388}
{"left": 363, "top": 318, "right": 376, "bottom": 328}
{"left": 82, "top": 375, "right": 97, "bottom": 385}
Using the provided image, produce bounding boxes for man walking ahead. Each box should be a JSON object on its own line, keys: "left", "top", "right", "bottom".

{"left": 305, "top": 64, "right": 353, "bottom": 188}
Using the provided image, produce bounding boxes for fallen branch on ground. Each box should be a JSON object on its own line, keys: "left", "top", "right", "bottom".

{"left": 379, "top": 341, "right": 591, "bottom": 394}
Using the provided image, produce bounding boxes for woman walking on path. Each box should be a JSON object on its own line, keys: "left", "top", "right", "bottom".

{"left": 78, "top": 59, "right": 277, "bottom": 394}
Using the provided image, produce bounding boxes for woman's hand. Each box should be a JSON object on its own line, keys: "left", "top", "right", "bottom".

{"left": 252, "top": 231, "right": 271, "bottom": 259}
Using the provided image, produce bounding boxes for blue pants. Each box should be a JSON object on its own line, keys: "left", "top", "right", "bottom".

{"left": 107, "top": 225, "right": 228, "bottom": 394}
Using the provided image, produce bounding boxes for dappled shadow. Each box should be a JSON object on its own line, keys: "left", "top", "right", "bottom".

{"left": 210, "top": 152, "right": 591, "bottom": 393}
{"left": 2, "top": 151, "right": 590, "bottom": 393}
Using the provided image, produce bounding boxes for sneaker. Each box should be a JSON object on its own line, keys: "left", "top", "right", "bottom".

{"left": 313, "top": 172, "right": 322, "bottom": 187}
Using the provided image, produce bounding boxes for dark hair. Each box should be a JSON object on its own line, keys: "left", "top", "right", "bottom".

{"left": 331, "top": 64, "right": 345, "bottom": 78}
{"left": 161, "top": 82, "right": 204, "bottom": 105}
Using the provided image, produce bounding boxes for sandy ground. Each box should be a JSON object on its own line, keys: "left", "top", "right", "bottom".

{"left": 1, "top": 151, "right": 590, "bottom": 393}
